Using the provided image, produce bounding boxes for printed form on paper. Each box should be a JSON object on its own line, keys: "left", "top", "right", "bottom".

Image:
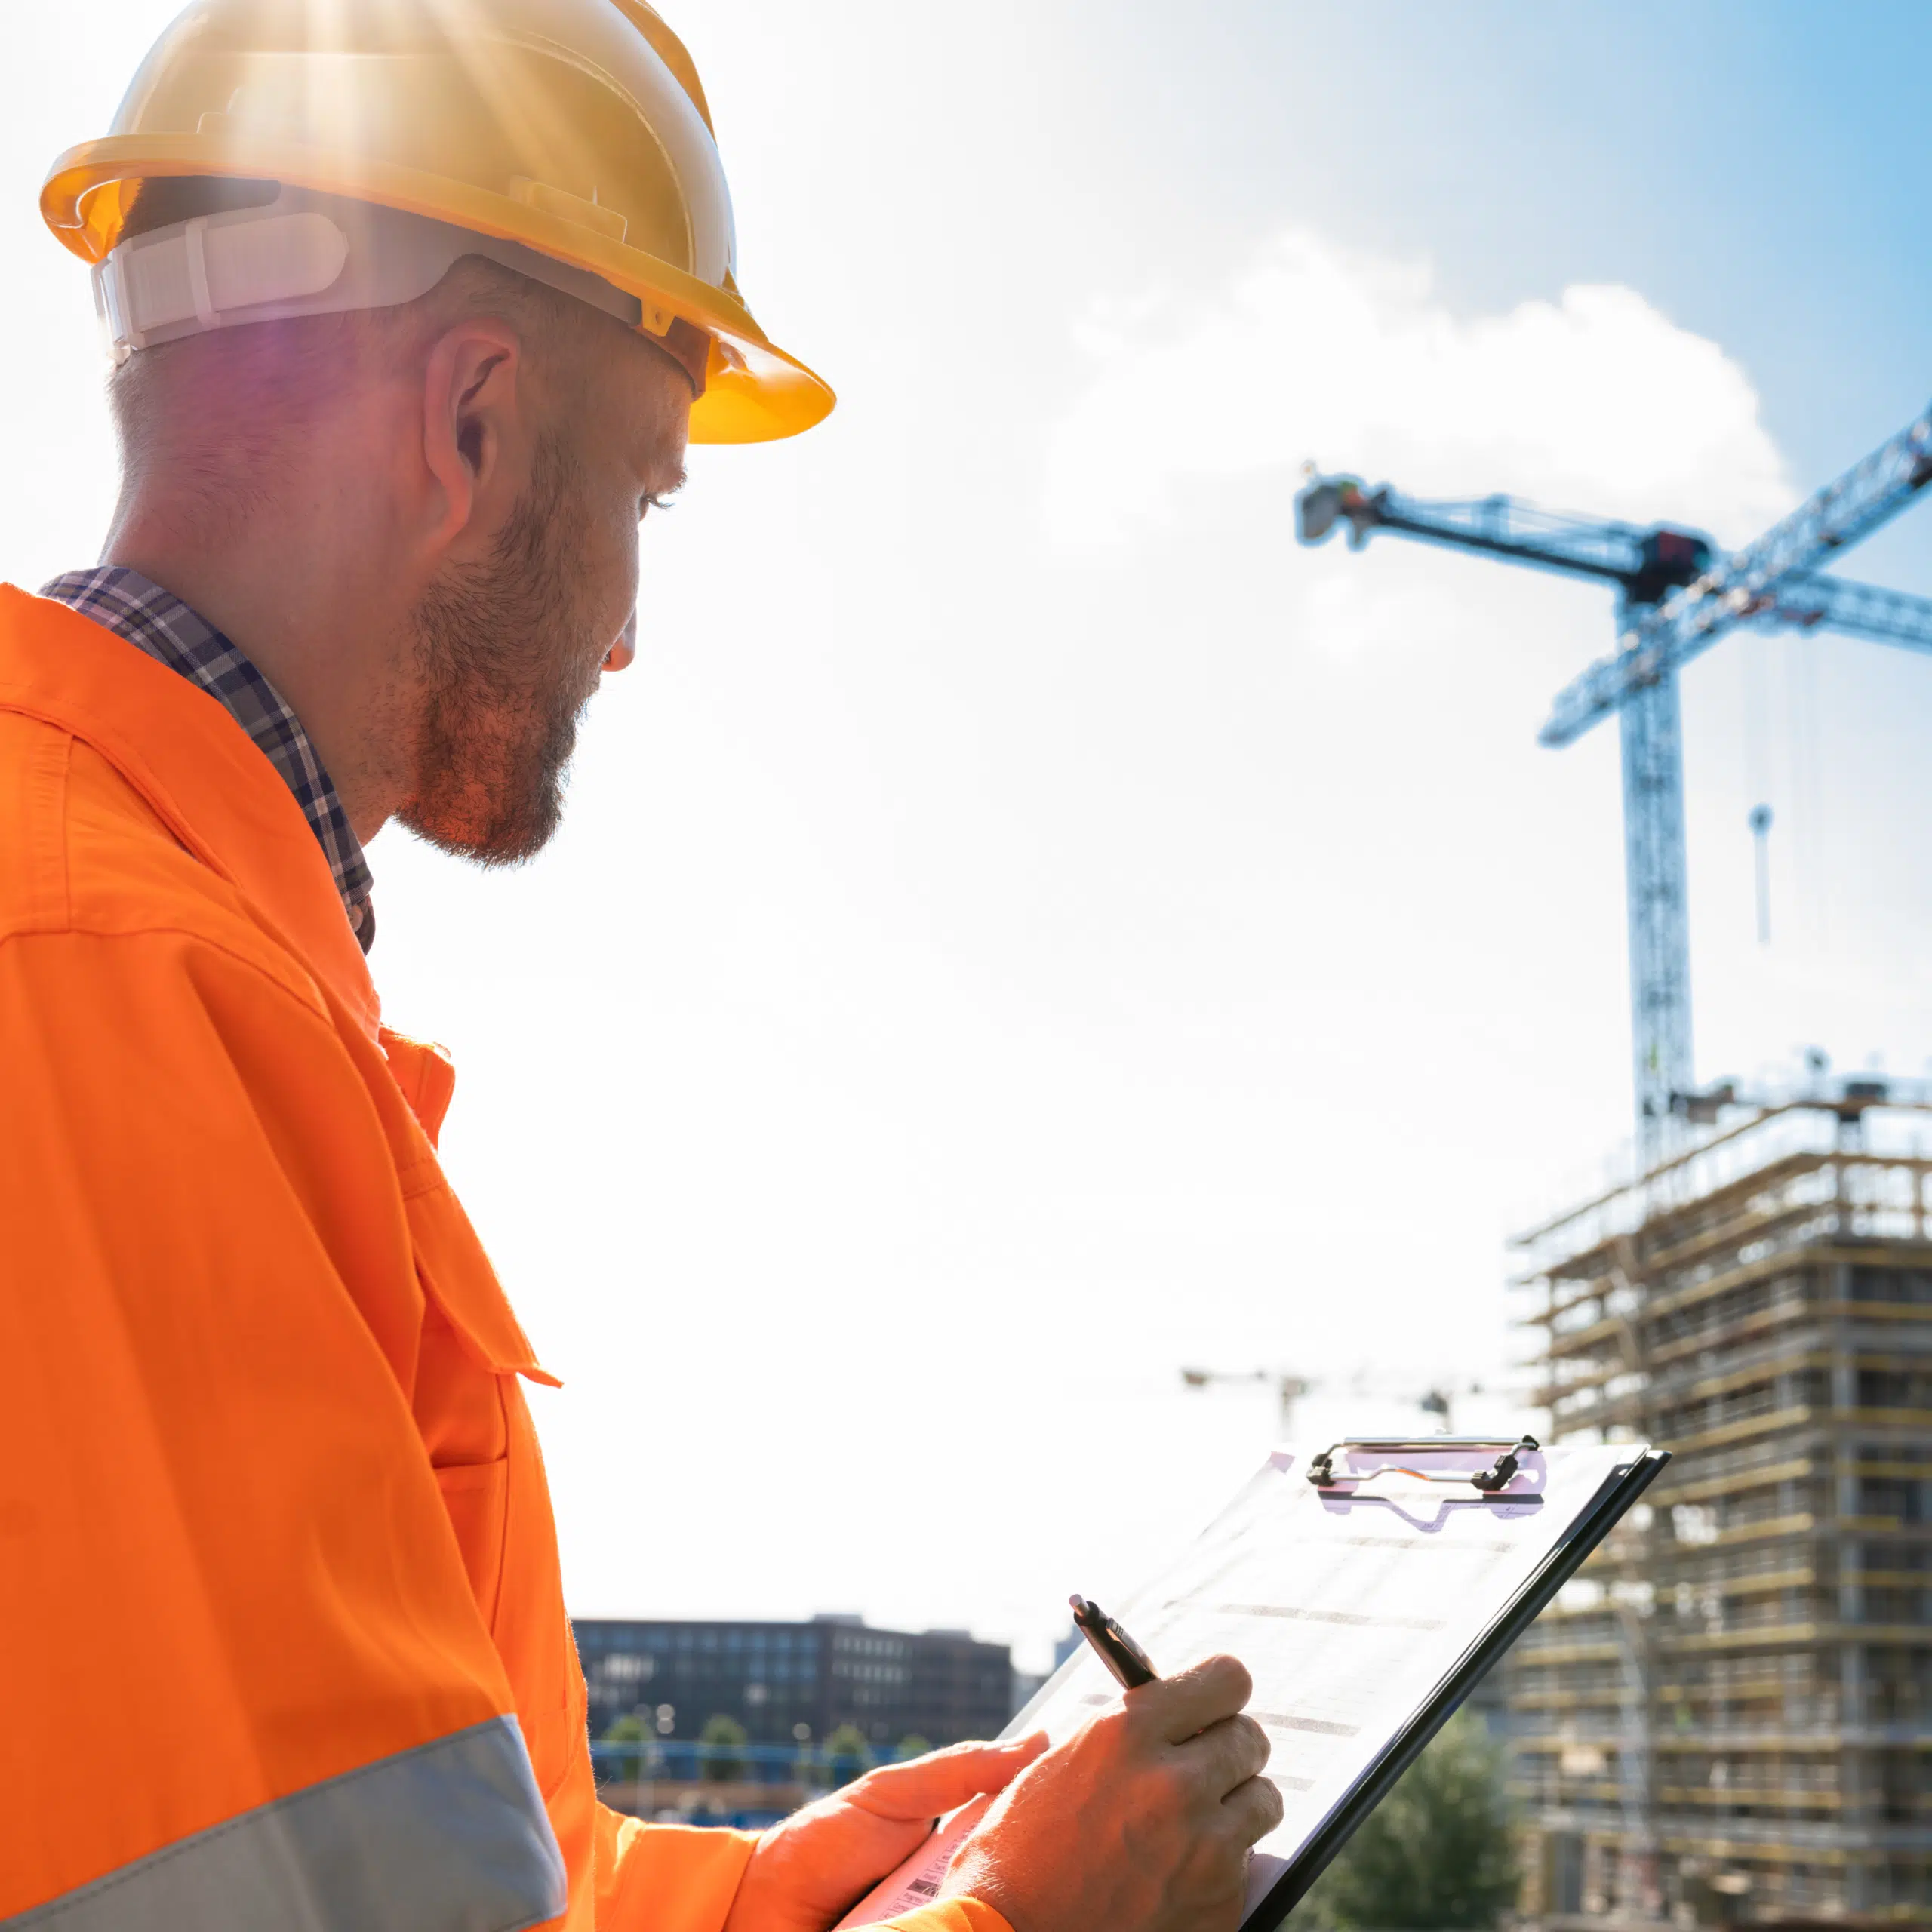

{"left": 835, "top": 1438, "right": 1644, "bottom": 1929}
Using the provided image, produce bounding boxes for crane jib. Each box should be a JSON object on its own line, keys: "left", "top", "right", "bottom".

{"left": 1292, "top": 399, "right": 1932, "bottom": 1164}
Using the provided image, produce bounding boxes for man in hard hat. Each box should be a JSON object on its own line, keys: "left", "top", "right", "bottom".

{"left": 1, "top": 3, "right": 1282, "bottom": 1930}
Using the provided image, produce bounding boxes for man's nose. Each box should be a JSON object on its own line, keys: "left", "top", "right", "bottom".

{"left": 604, "top": 612, "right": 638, "bottom": 673}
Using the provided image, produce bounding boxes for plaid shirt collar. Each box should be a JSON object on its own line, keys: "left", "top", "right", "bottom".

{"left": 40, "top": 567, "right": 375, "bottom": 953}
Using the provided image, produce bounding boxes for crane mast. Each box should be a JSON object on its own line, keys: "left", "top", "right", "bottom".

{"left": 1618, "top": 668, "right": 1691, "bottom": 1156}
{"left": 1296, "top": 416, "right": 1932, "bottom": 1165}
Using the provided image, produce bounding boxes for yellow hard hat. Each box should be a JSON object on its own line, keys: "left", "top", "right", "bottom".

{"left": 40, "top": 0, "right": 832, "bottom": 445}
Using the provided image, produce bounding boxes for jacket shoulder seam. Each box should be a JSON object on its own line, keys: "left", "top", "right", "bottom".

{"left": 0, "top": 921, "right": 331, "bottom": 1026}
{"left": 23, "top": 725, "right": 72, "bottom": 932}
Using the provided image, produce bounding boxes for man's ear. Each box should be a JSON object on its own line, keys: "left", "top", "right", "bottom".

{"left": 421, "top": 319, "right": 525, "bottom": 550}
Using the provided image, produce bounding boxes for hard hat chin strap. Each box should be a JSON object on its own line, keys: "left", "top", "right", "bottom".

{"left": 95, "top": 184, "right": 708, "bottom": 397}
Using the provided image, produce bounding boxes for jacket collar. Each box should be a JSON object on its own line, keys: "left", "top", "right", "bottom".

{"left": 0, "top": 584, "right": 380, "bottom": 1038}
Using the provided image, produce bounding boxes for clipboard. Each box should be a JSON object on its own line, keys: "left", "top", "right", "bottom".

{"left": 1241, "top": 1435, "right": 1667, "bottom": 1929}
{"left": 835, "top": 1433, "right": 1666, "bottom": 1930}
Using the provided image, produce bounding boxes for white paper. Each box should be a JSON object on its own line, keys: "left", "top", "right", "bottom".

{"left": 838, "top": 1438, "right": 1640, "bottom": 1928}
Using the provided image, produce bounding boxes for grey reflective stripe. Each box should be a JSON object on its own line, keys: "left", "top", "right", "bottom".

{"left": 5, "top": 1715, "right": 566, "bottom": 1932}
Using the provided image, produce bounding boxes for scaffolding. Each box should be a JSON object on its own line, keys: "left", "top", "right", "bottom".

{"left": 1509, "top": 1080, "right": 1932, "bottom": 1926}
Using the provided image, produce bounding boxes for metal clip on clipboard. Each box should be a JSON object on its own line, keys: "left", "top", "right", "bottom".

{"left": 1306, "top": 1434, "right": 1540, "bottom": 1495}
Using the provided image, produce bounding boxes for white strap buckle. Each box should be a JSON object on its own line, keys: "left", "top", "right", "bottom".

{"left": 183, "top": 216, "right": 220, "bottom": 329}
{"left": 94, "top": 208, "right": 351, "bottom": 360}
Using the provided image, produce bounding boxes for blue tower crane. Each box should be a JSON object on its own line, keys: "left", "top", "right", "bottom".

{"left": 1296, "top": 401, "right": 1932, "bottom": 1165}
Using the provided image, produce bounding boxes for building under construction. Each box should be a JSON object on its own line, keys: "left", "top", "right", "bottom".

{"left": 1509, "top": 1078, "right": 1932, "bottom": 1925}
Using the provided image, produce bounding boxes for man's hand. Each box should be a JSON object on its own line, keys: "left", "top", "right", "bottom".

{"left": 722, "top": 1735, "right": 1048, "bottom": 1932}
{"left": 940, "top": 1655, "right": 1282, "bottom": 1932}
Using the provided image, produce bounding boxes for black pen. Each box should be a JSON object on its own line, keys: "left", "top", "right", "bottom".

{"left": 1069, "top": 1594, "right": 1160, "bottom": 1690}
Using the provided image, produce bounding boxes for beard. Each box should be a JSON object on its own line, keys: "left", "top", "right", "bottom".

{"left": 401, "top": 434, "right": 612, "bottom": 866}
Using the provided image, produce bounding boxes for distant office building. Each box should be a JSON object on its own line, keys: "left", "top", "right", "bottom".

{"left": 574, "top": 1614, "right": 1014, "bottom": 1749}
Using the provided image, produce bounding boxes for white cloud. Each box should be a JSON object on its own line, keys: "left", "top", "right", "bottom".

{"left": 1043, "top": 229, "right": 1796, "bottom": 549}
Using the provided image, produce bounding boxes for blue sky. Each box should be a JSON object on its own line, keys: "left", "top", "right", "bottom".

{"left": 7, "top": 2, "right": 1931, "bottom": 1669}
{"left": 1083, "top": 0, "right": 1932, "bottom": 495}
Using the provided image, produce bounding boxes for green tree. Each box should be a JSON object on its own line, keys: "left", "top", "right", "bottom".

{"left": 1298, "top": 1714, "right": 1519, "bottom": 1930}
{"left": 895, "top": 1734, "right": 933, "bottom": 1761}
{"left": 699, "top": 1714, "right": 749, "bottom": 1783}
{"left": 823, "top": 1723, "right": 872, "bottom": 1788}
{"left": 601, "top": 1713, "right": 651, "bottom": 1786}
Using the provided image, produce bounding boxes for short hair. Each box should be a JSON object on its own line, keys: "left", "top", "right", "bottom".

{"left": 106, "top": 177, "right": 622, "bottom": 534}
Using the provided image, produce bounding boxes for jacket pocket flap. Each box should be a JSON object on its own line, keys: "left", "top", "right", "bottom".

{"left": 402, "top": 1168, "right": 561, "bottom": 1387}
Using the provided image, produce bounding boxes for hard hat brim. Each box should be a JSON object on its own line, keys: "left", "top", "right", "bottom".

{"left": 44, "top": 135, "right": 835, "bottom": 445}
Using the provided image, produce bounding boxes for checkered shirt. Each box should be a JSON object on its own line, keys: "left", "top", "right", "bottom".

{"left": 40, "top": 567, "right": 374, "bottom": 952}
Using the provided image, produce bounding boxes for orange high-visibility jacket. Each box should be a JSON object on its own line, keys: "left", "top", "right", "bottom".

{"left": 0, "top": 586, "right": 1010, "bottom": 1932}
